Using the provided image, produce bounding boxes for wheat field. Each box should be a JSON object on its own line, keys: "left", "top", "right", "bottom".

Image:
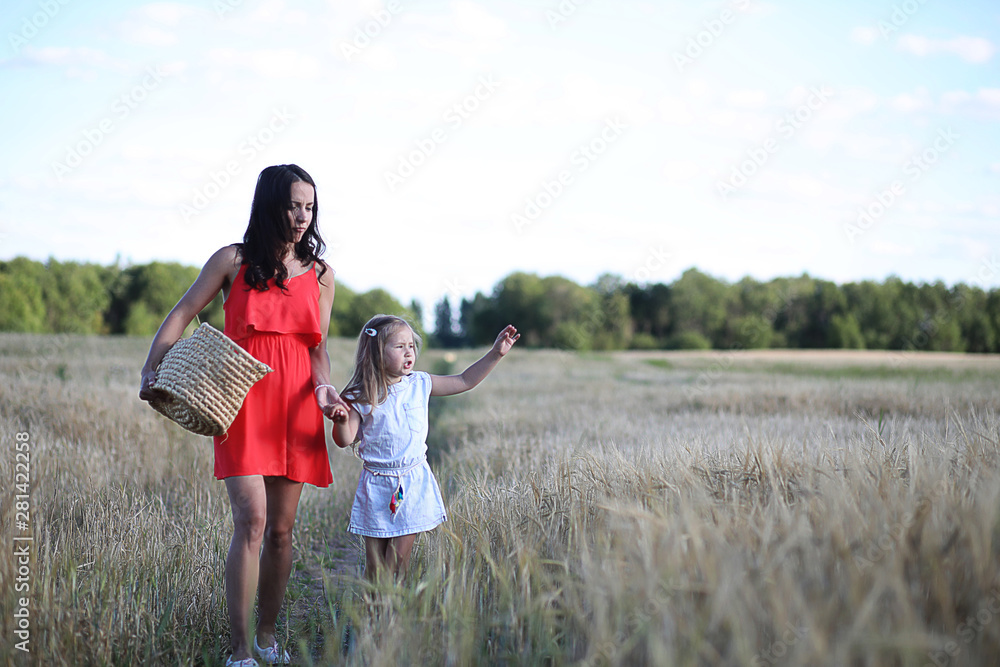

{"left": 2, "top": 334, "right": 1000, "bottom": 666}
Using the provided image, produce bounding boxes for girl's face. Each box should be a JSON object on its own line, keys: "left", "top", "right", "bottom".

{"left": 287, "top": 180, "right": 315, "bottom": 244}
{"left": 383, "top": 327, "right": 416, "bottom": 382}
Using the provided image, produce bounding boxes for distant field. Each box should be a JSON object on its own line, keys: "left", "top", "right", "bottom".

{"left": 2, "top": 334, "right": 1000, "bottom": 665}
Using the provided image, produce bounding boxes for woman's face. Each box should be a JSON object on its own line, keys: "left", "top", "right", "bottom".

{"left": 287, "top": 180, "right": 315, "bottom": 243}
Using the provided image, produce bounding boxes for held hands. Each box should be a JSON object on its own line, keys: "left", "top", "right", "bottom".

{"left": 327, "top": 404, "right": 350, "bottom": 423}
{"left": 316, "top": 385, "right": 350, "bottom": 421}
{"left": 492, "top": 325, "right": 520, "bottom": 357}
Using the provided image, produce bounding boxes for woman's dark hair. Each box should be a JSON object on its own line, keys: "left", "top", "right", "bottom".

{"left": 239, "top": 164, "right": 327, "bottom": 291}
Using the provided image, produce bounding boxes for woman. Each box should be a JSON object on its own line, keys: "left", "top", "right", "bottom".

{"left": 139, "top": 164, "right": 345, "bottom": 666}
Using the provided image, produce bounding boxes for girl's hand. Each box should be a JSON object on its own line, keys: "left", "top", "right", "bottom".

{"left": 328, "top": 404, "right": 349, "bottom": 423}
{"left": 492, "top": 325, "right": 520, "bottom": 357}
{"left": 316, "top": 385, "right": 349, "bottom": 419}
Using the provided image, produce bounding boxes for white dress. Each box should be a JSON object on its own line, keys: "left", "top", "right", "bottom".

{"left": 347, "top": 372, "right": 448, "bottom": 538}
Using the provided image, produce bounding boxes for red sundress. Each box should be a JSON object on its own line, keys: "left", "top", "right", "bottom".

{"left": 212, "top": 263, "right": 333, "bottom": 488}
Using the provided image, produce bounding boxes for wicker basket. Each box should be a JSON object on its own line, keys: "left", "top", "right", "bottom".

{"left": 148, "top": 323, "right": 273, "bottom": 436}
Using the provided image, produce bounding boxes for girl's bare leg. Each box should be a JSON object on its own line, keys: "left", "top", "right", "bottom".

{"left": 364, "top": 536, "right": 390, "bottom": 582}
{"left": 225, "top": 476, "right": 267, "bottom": 661}
{"left": 255, "top": 476, "right": 304, "bottom": 648}
{"left": 386, "top": 534, "right": 417, "bottom": 578}
{"left": 363, "top": 534, "right": 417, "bottom": 582}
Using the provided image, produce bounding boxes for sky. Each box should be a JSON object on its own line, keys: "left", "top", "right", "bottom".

{"left": 1, "top": 0, "right": 999, "bottom": 317}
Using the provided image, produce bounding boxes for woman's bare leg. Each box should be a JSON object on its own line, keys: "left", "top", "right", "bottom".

{"left": 225, "top": 476, "right": 267, "bottom": 661}
{"left": 255, "top": 476, "right": 304, "bottom": 648}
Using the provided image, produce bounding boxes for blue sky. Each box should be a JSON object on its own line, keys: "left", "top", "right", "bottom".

{"left": 2, "top": 0, "right": 998, "bottom": 313}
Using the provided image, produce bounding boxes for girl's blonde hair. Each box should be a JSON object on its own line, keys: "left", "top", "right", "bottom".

{"left": 341, "top": 314, "right": 423, "bottom": 406}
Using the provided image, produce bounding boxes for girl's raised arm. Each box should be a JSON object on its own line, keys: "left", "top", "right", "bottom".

{"left": 430, "top": 325, "right": 519, "bottom": 397}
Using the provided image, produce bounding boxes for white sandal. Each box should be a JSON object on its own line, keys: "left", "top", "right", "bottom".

{"left": 253, "top": 636, "right": 290, "bottom": 665}
{"left": 225, "top": 656, "right": 259, "bottom": 667}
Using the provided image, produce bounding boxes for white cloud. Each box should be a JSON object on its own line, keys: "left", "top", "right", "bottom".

{"left": 979, "top": 88, "right": 1000, "bottom": 107}
{"left": 869, "top": 240, "right": 915, "bottom": 256}
{"left": 890, "top": 87, "right": 932, "bottom": 113}
{"left": 2, "top": 46, "right": 132, "bottom": 79}
{"left": 897, "top": 35, "right": 995, "bottom": 63}
{"left": 117, "top": 3, "right": 204, "bottom": 46}
{"left": 397, "top": 1, "right": 510, "bottom": 63}
{"left": 725, "top": 89, "right": 768, "bottom": 109}
{"left": 138, "top": 2, "right": 201, "bottom": 26}
{"left": 248, "top": 0, "right": 309, "bottom": 26}
{"left": 452, "top": 0, "right": 507, "bottom": 41}
{"left": 10, "top": 46, "right": 126, "bottom": 70}
{"left": 940, "top": 88, "right": 1000, "bottom": 119}
{"left": 658, "top": 96, "right": 694, "bottom": 125}
{"left": 206, "top": 47, "right": 322, "bottom": 79}
{"left": 752, "top": 170, "right": 854, "bottom": 207}
{"left": 850, "top": 26, "right": 878, "bottom": 46}
{"left": 359, "top": 44, "right": 399, "bottom": 71}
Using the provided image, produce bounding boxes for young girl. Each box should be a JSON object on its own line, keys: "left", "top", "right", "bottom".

{"left": 327, "top": 314, "right": 519, "bottom": 580}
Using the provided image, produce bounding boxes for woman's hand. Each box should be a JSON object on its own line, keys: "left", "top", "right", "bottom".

{"left": 138, "top": 368, "right": 165, "bottom": 402}
{"left": 492, "top": 324, "right": 520, "bottom": 357}
{"left": 316, "top": 385, "right": 349, "bottom": 420}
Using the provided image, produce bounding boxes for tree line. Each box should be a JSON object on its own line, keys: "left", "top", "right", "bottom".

{"left": 437, "top": 269, "right": 1000, "bottom": 353}
{"left": 3, "top": 257, "right": 998, "bottom": 353}
{"left": 0, "top": 257, "right": 421, "bottom": 339}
